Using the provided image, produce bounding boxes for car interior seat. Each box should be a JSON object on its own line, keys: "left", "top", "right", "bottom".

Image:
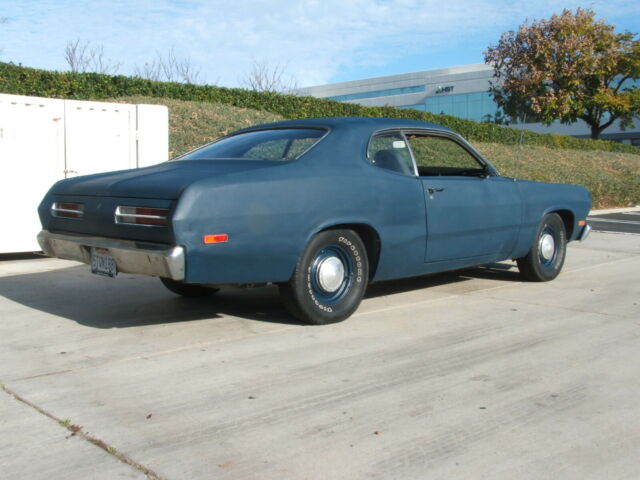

{"left": 373, "top": 149, "right": 413, "bottom": 175}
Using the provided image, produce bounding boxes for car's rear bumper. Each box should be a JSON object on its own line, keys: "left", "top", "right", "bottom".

{"left": 37, "top": 230, "right": 185, "bottom": 280}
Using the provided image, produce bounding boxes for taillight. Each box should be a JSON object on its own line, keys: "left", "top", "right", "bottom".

{"left": 115, "top": 206, "right": 169, "bottom": 226}
{"left": 51, "top": 202, "right": 84, "bottom": 219}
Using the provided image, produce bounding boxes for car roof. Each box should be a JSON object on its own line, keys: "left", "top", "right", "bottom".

{"left": 233, "top": 117, "right": 455, "bottom": 135}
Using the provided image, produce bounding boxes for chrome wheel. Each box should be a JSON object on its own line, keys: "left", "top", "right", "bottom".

{"left": 517, "top": 213, "right": 567, "bottom": 282}
{"left": 315, "top": 255, "right": 346, "bottom": 293}
{"left": 310, "top": 246, "right": 353, "bottom": 305}
{"left": 538, "top": 230, "right": 556, "bottom": 264}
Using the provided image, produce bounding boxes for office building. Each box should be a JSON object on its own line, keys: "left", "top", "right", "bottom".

{"left": 296, "top": 64, "right": 639, "bottom": 145}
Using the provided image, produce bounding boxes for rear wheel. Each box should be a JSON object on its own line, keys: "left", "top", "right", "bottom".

{"left": 160, "top": 278, "right": 219, "bottom": 298}
{"left": 279, "top": 229, "right": 369, "bottom": 325}
{"left": 517, "top": 213, "right": 567, "bottom": 282}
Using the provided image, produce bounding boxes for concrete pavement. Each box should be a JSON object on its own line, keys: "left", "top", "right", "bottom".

{"left": 1, "top": 231, "right": 639, "bottom": 479}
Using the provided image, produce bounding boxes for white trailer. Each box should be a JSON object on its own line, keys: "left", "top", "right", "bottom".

{"left": 0, "top": 94, "right": 169, "bottom": 253}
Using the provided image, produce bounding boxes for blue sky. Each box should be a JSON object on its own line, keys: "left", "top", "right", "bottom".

{"left": 1, "top": 0, "right": 639, "bottom": 88}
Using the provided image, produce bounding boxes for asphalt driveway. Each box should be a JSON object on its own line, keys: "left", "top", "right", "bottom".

{"left": 588, "top": 210, "right": 640, "bottom": 234}
{"left": 1, "top": 231, "right": 639, "bottom": 479}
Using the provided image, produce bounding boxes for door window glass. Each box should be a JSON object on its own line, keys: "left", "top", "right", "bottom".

{"left": 406, "top": 134, "right": 485, "bottom": 177}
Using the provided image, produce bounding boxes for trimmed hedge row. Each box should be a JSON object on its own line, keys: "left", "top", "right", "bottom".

{"left": 1, "top": 62, "right": 638, "bottom": 155}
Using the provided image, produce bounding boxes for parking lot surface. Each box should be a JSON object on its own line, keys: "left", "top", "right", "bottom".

{"left": 1, "top": 231, "right": 639, "bottom": 480}
{"left": 588, "top": 208, "right": 640, "bottom": 234}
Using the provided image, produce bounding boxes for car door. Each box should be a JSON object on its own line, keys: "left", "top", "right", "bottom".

{"left": 405, "top": 132, "right": 522, "bottom": 263}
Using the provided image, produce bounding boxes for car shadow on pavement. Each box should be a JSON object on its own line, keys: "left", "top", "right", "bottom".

{"left": 0, "top": 265, "right": 299, "bottom": 328}
{"left": 365, "top": 262, "right": 522, "bottom": 298}
{"left": 0, "top": 262, "right": 522, "bottom": 328}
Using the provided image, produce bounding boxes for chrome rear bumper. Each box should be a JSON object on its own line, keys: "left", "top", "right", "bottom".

{"left": 37, "top": 230, "right": 185, "bottom": 280}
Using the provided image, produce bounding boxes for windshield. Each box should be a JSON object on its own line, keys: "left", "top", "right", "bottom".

{"left": 178, "top": 128, "right": 326, "bottom": 161}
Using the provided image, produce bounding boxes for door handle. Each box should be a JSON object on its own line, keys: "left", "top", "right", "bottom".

{"left": 427, "top": 187, "right": 445, "bottom": 195}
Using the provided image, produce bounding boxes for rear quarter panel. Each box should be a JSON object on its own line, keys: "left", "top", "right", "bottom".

{"left": 511, "top": 179, "right": 592, "bottom": 259}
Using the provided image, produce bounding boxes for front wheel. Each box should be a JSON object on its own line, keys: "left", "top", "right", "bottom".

{"left": 279, "top": 229, "right": 369, "bottom": 325}
{"left": 160, "top": 278, "right": 219, "bottom": 298}
{"left": 516, "top": 213, "right": 567, "bottom": 282}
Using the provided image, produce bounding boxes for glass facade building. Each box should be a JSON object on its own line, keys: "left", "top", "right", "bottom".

{"left": 295, "top": 64, "right": 639, "bottom": 144}
{"left": 399, "top": 92, "right": 500, "bottom": 123}
{"left": 326, "top": 85, "right": 425, "bottom": 102}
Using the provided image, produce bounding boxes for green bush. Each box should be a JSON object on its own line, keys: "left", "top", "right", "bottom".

{"left": 1, "top": 62, "right": 638, "bottom": 155}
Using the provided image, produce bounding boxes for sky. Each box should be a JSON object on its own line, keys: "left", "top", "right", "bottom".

{"left": 1, "top": 0, "right": 639, "bottom": 88}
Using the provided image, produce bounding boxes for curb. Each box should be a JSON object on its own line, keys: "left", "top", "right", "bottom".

{"left": 590, "top": 206, "right": 640, "bottom": 215}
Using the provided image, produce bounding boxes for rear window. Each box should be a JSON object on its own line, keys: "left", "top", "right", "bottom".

{"left": 178, "top": 128, "right": 326, "bottom": 161}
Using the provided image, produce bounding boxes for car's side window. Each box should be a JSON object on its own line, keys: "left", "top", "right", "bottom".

{"left": 244, "top": 137, "right": 318, "bottom": 160}
{"left": 244, "top": 139, "right": 288, "bottom": 160}
{"left": 406, "top": 134, "right": 485, "bottom": 177}
{"left": 286, "top": 137, "right": 318, "bottom": 158}
{"left": 367, "top": 133, "right": 415, "bottom": 176}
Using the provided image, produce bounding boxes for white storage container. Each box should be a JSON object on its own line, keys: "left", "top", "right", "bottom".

{"left": 0, "top": 94, "right": 169, "bottom": 253}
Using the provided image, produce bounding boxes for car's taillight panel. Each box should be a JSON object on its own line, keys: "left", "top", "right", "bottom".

{"left": 51, "top": 202, "right": 85, "bottom": 219}
{"left": 115, "top": 206, "right": 169, "bottom": 226}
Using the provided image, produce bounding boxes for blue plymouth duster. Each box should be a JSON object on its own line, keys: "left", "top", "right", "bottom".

{"left": 38, "top": 117, "right": 591, "bottom": 324}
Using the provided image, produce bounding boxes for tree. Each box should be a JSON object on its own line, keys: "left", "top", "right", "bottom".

{"left": 481, "top": 110, "right": 510, "bottom": 126}
{"left": 240, "top": 60, "right": 298, "bottom": 93}
{"left": 484, "top": 8, "right": 640, "bottom": 139}
{"left": 134, "top": 48, "right": 202, "bottom": 84}
{"left": 64, "top": 38, "right": 121, "bottom": 75}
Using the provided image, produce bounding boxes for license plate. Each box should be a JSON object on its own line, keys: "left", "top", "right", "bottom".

{"left": 90, "top": 248, "right": 118, "bottom": 277}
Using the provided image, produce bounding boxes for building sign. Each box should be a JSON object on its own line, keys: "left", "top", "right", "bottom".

{"left": 435, "top": 85, "right": 454, "bottom": 94}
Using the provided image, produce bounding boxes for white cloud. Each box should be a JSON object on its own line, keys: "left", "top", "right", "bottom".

{"left": 1, "top": 0, "right": 638, "bottom": 87}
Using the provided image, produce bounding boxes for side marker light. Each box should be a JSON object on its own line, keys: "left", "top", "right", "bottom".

{"left": 203, "top": 234, "right": 229, "bottom": 244}
{"left": 578, "top": 220, "right": 586, "bottom": 227}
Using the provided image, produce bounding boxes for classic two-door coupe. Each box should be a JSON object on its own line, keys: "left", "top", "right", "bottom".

{"left": 38, "top": 117, "right": 591, "bottom": 324}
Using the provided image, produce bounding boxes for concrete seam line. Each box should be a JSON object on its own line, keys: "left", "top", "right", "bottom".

{"left": 0, "top": 382, "right": 167, "bottom": 480}
{"left": 352, "top": 293, "right": 462, "bottom": 317}
{"left": 561, "top": 255, "right": 640, "bottom": 275}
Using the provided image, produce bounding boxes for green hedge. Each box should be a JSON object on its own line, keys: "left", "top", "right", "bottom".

{"left": 1, "top": 62, "right": 638, "bottom": 155}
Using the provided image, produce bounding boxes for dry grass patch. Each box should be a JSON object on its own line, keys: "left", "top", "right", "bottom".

{"left": 475, "top": 142, "right": 640, "bottom": 208}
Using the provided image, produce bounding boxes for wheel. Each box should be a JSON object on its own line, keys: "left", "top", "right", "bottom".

{"left": 516, "top": 213, "right": 567, "bottom": 282}
{"left": 160, "top": 278, "right": 219, "bottom": 298}
{"left": 279, "top": 229, "right": 369, "bottom": 325}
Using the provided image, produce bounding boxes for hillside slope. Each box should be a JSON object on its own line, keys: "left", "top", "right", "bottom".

{"left": 117, "top": 96, "right": 282, "bottom": 157}
{"left": 115, "top": 97, "right": 639, "bottom": 209}
{"left": 475, "top": 143, "right": 639, "bottom": 208}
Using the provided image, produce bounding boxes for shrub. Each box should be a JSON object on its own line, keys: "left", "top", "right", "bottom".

{"left": 1, "top": 62, "right": 637, "bottom": 155}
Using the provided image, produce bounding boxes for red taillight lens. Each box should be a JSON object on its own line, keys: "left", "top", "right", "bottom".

{"left": 115, "top": 206, "right": 169, "bottom": 226}
{"left": 51, "top": 202, "right": 84, "bottom": 219}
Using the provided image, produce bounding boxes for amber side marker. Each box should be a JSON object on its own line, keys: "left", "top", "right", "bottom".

{"left": 578, "top": 220, "right": 586, "bottom": 226}
{"left": 203, "top": 234, "right": 229, "bottom": 244}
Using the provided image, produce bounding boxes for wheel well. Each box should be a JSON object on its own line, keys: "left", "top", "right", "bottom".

{"left": 321, "top": 223, "right": 381, "bottom": 280}
{"left": 551, "top": 210, "right": 575, "bottom": 239}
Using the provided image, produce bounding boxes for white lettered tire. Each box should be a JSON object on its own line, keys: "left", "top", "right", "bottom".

{"left": 279, "top": 229, "right": 369, "bottom": 324}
